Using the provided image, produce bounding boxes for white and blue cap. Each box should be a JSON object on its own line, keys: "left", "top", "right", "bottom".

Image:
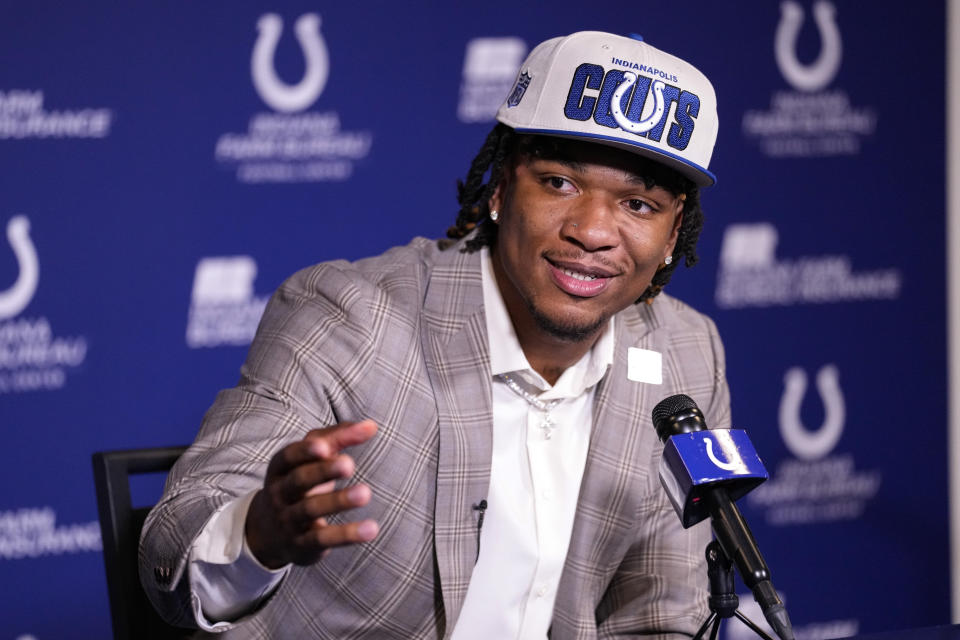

{"left": 496, "top": 31, "right": 718, "bottom": 187}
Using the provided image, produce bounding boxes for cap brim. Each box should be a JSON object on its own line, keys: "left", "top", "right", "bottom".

{"left": 512, "top": 127, "right": 716, "bottom": 187}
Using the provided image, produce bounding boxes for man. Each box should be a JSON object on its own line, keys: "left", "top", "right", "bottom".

{"left": 141, "top": 31, "right": 729, "bottom": 638}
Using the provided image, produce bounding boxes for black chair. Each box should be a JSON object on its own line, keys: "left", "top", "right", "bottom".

{"left": 92, "top": 446, "right": 193, "bottom": 640}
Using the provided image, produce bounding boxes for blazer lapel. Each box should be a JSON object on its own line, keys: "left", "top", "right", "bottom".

{"left": 420, "top": 245, "right": 493, "bottom": 636}
{"left": 554, "top": 303, "right": 668, "bottom": 621}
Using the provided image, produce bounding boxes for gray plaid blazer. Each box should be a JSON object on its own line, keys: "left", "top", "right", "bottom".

{"left": 140, "top": 236, "right": 730, "bottom": 639}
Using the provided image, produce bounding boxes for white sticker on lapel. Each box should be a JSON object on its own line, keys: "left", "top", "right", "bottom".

{"left": 627, "top": 348, "right": 662, "bottom": 384}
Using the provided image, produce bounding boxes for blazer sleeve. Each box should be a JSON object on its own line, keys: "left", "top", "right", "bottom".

{"left": 138, "top": 262, "right": 379, "bottom": 628}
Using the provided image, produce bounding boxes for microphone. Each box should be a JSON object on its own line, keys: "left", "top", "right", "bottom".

{"left": 652, "top": 394, "right": 794, "bottom": 640}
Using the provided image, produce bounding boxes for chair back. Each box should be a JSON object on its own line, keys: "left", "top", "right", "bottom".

{"left": 92, "top": 446, "right": 193, "bottom": 640}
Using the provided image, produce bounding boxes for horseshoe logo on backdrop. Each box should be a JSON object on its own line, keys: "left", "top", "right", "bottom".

{"left": 0, "top": 215, "right": 39, "bottom": 320}
{"left": 779, "top": 365, "right": 845, "bottom": 461}
{"left": 774, "top": 1, "right": 842, "bottom": 92}
{"left": 611, "top": 74, "right": 666, "bottom": 134}
{"left": 705, "top": 437, "right": 739, "bottom": 472}
{"left": 251, "top": 13, "right": 329, "bottom": 113}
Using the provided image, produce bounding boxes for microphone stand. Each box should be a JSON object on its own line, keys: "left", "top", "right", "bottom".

{"left": 693, "top": 541, "right": 777, "bottom": 640}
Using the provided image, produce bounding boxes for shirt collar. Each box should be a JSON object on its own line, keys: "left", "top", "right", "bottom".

{"left": 480, "top": 247, "right": 614, "bottom": 398}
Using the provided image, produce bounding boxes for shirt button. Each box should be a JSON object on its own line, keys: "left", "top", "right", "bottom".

{"left": 537, "top": 586, "right": 548, "bottom": 598}
{"left": 541, "top": 489, "right": 552, "bottom": 500}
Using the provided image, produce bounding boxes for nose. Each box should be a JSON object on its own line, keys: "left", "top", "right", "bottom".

{"left": 561, "top": 196, "right": 619, "bottom": 252}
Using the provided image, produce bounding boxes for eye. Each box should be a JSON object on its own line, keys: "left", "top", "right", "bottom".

{"left": 625, "top": 198, "right": 655, "bottom": 216}
{"left": 542, "top": 175, "right": 577, "bottom": 194}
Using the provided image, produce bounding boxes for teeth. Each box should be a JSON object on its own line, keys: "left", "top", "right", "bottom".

{"left": 562, "top": 268, "right": 597, "bottom": 281}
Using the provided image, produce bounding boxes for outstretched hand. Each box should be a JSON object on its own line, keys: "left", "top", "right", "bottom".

{"left": 245, "top": 420, "right": 379, "bottom": 570}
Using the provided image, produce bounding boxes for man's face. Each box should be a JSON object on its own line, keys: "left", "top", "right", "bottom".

{"left": 490, "top": 139, "right": 685, "bottom": 344}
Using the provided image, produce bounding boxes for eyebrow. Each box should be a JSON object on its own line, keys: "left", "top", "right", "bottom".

{"left": 538, "top": 155, "right": 651, "bottom": 186}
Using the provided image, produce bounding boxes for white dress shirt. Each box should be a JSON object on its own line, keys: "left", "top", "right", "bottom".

{"left": 188, "top": 248, "right": 614, "bottom": 637}
{"left": 451, "top": 249, "right": 613, "bottom": 639}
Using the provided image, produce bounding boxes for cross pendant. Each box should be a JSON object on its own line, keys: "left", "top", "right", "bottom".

{"left": 540, "top": 413, "right": 556, "bottom": 440}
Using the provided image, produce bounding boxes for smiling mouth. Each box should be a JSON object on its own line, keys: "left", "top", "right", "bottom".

{"left": 560, "top": 268, "right": 598, "bottom": 282}
{"left": 547, "top": 260, "right": 616, "bottom": 297}
{"left": 548, "top": 257, "right": 617, "bottom": 278}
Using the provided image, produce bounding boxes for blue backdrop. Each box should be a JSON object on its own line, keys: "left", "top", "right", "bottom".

{"left": 0, "top": 2, "right": 948, "bottom": 638}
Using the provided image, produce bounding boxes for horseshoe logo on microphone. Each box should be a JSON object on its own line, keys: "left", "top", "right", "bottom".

{"left": 705, "top": 437, "right": 739, "bottom": 472}
{"left": 779, "top": 365, "right": 845, "bottom": 461}
{"left": 0, "top": 215, "right": 39, "bottom": 321}
{"left": 611, "top": 73, "right": 666, "bottom": 134}
{"left": 251, "top": 13, "right": 329, "bottom": 113}
{"left": 774, "top": 1, "right": 842, "bottom": 92}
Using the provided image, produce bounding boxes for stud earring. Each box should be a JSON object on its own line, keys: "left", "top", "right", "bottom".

{"left": 489, "top": 210, "right": 499, "bottom": 222}
{"left": 664, "top": 255, "right": 673, "bottom": 266}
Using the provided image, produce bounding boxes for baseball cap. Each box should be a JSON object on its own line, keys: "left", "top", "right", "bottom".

{"left": 496, "top": 31, "right": 718, "bottom": 187}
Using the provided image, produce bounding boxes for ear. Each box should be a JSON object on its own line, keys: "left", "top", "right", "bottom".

{"left": 664, "top": 200, "right": 685, "bottom": 260}
{"left": 487, "top": 160, "right": 515, "bottom": 218}
{"left": 488, "top": 181, "right": 503, "bottom": 217}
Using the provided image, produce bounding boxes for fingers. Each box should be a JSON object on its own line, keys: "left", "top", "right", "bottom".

{"left": 287, "top": 483, "right": 372, "bottom": 529}
{"left": 305, "top": 419, "right": 378, "bottom": 458}
{"left": 274, "top": 454, "right": 355, "bottom": 504}
{"left": 268, "top": 420, "right": 378, "bottom": 478}
{"left": 267, "top": 419, "right": 376, "bottom": 505}
{"left": 282, "top": 485, "right": 378, "bottom": 566}
{"left": 249, "top": 481, "right": 378, "bottom": 568}
{"left": 247, "top": 420, "right": 380, "bottom": 568}
{"left": 292, "top": 518, "right": 379, "bottom": 558}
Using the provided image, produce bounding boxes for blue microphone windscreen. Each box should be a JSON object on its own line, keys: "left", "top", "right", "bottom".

{"left": 659, "top": 429, "right": 769, "bottom": 528}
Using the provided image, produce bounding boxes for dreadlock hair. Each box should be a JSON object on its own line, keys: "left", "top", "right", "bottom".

{"left": 444, "top": 123, "right": 706, "bottom": 304}
{"left": 443, "top": 123, "right": 516, "bottom": 253}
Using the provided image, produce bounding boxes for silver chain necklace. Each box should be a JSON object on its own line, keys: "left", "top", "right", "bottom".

{"left": 497, "top": 373, "right": 562, "bottom": 440}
